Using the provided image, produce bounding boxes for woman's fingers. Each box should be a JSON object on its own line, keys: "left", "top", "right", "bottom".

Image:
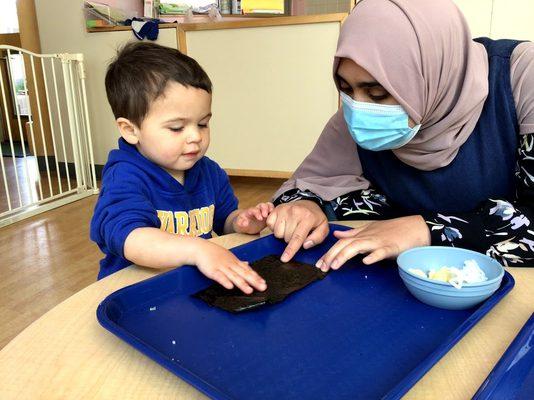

{"left": 318, "top": 238, "right": 355, "bottom": 269}
{"left": 267, "top": 202, "right": 329, "bottom": 262}
{"left": 283, "top": 219, "right": 299, "bottom": 243}
{"left": 273, "top": 218, "right": 286, "bottom": 239}
{"left": 303, "top": 220, "right": 330, "bottom": 249}
{"left": 266, "top": 211, "right": 278, "bottom": 229}
{"left": 362, "top": 246, "right": 396, "bottom": 264}
{"left": 319, "top": 237, "right": 379, "bottom": 271}
{"left": 329, "top": 239, "right": 377, "bottom": 270}
{"left": 281, "top": 219, "right": 314, "bottom": 262}
{"left": 333, "top": 226, "right": 366, "bottom": 238}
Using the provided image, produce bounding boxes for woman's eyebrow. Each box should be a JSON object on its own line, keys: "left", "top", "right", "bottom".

{"left": 336, "top": 74, "right": 350, "bottom": 86}
{"left": 357, "top": 81, "right": 382, "bottom": 88}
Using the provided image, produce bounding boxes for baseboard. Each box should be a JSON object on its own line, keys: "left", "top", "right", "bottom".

{"left": 225, "top": 169, "right": 292, "bottom": 179}
{"left": 36, "top": 157, "right": 291, "bottom": 181}
{"left": 36, "top": 156, "right": 104, "bottom": 180}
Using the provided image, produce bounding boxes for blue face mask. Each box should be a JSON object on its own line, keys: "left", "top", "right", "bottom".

{"left": 340, "top": 92, "right": 421, "bottom": 151}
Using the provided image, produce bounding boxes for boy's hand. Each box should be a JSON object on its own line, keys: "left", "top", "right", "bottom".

{"left": 195, "top": 240, "right": 267, "bottom": 294}
{"left": 233, "top": 202, "right": 274, "bottom": 234}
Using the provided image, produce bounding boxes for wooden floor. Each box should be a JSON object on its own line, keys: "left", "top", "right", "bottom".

{"left": 0, "top": 174, "right": 285, "bottom": 350}
{"left": 0, "top": 156, "right": 72, "bottom": 213}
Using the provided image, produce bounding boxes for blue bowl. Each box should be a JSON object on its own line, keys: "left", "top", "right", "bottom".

{"left": 397, "top": 246, "right": 505, "bottom": 310}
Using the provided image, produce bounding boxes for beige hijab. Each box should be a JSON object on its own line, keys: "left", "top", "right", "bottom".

{"left": 275, "top": 0, "right": 490, "bottom": 201}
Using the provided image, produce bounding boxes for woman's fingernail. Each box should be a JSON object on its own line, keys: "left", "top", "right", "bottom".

{"left": 331, "top": 260, "right": 339, "bottom": 270}
{"left": 281, "top": 253, "right": 289, "bottom": 262}
{"left": 303, "top": 240, "right": 314, "bottom": 249}
{"left": 316, "top": 259, "right": 324, "bottom": 269}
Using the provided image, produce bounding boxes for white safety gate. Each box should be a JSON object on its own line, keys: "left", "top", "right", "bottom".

{"left": 0, "top": 45, "right": 98, "bottom": 227}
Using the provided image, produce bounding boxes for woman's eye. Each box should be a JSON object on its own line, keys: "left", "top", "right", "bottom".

{"left": 340, "top": 86, "right": 353, "bottom": 95}
{"left": 198, "top": 124, "right": 208, "bottom": 128}
{"left": 169, "top": 127, "right": 183, "bottom": 132}
{"left": 368, "top": 88, "right": 390, "bottom": 101}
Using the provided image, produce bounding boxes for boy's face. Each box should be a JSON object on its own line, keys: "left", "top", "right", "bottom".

{"left": 120, "top": 81, "right": 212, "bottom": 176}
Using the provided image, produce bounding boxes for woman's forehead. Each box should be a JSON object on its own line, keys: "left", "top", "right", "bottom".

{"left": 337, "top": 58, "right": 376, "bottom": 83}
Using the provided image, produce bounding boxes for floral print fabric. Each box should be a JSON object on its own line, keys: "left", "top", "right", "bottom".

{"left": 274, "top": 134, "right": 534, "bottom": 267}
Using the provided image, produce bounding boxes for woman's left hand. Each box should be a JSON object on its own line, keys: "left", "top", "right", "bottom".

{"left": 316, "top": 215, "right": 431, "bottom": 272}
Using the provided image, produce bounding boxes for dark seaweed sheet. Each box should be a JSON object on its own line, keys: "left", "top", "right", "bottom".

{"left": 193, "top": 255, "right": 327, "bottom": 313}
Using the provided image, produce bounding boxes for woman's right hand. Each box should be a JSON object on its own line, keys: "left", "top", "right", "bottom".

{"left": 266, "top": 200, "right": 330, "bottom": 262}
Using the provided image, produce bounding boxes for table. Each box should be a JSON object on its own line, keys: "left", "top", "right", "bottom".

{"left": 0, "top": 222, "right": 532, "bottom": 399}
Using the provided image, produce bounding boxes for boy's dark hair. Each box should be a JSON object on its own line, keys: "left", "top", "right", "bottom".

{"left": 105, "top": 41, "right": 212, "bottom": 126}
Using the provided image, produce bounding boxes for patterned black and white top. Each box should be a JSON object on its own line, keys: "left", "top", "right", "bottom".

{"left": 275, "top": 134, "right": 534, "bottom": 267}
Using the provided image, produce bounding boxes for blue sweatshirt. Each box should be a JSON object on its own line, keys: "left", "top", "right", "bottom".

{"left": 90, "top": 138, "right": 238, "bottom": 279}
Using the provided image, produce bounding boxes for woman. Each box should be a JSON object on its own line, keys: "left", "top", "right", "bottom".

{"left": 267, "top": 0, "right": 534, "bottom": 271}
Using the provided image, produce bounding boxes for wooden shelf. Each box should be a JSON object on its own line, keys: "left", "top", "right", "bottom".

{"left": 87, "top": 13, "right": 346, "bottom": 33}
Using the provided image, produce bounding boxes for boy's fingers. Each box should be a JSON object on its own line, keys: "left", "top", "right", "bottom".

{"left": 235, "top": 215, "right": 249, "bottom": 227}
{"left": 259, "top": 203, "right": 269, "bottom": 218}
{"left": 252, "top": 208, "right": 263, "bottom": 220}
{"left": 233, "top": 264, "right": 267, "bottom": 291}
{"left": 224, "top": 268, "right": 253, "bottom": 294}
{"left": 212, "top": 270, "right": 234, "bottom": 290}
{"left": 236, "top": 261, "right": 263, "bottom": 281}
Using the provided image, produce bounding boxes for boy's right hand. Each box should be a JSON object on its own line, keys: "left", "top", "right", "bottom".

{"left": 195, "top": 241, "right": 267, "bottom": 294}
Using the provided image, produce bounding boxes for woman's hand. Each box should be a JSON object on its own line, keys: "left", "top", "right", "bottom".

{"left": 266, "top": 200, "right": 330, "bottom": 262}
{"left": 316, "top": 215, "right": 431, "bottom": 271}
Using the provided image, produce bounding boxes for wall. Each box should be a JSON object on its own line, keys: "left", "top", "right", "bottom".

{"left": 455, "top": 0, "right": 534, "bottom": 39}
{"left": 185, "top": 22, "right": 339, "bottom": 173}
{"left": 34, "top": 0, "right": 534, "bottom": 169}
{"left": 34, "top": 0, "right": 177, "bottom": 165}
{"left": 35, "top": 0, "right": 340, "bottom": 173}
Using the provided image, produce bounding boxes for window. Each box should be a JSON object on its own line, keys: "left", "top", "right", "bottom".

{"left": 4, "top": 52, "right": 30, "bottom": 117}
{"left": 0, "top": 1, "right": 19, "bottom": 34}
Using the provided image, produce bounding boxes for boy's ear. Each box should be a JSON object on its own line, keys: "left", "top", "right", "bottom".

{"left": 117, "top": 117, "right": 139, "bottom": 145}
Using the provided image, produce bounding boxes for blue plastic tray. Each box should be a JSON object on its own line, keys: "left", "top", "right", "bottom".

{"left": 473, "top": 313, "right": 534, "bottom": 400}
{"left": 97, "top": 224, "right": 514, "bottom": 400}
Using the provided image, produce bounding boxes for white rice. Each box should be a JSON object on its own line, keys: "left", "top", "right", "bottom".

{"left": 409, "top": 259, "right": 488, "bottom": 289}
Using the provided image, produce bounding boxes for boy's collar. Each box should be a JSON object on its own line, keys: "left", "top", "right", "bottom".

{"left": 116, "top": 137, "right": 202, "bottom": 189}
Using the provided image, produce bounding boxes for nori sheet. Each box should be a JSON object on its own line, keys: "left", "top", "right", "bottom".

{"left": 193, "top": 255, "right": 327, "bottom": 313}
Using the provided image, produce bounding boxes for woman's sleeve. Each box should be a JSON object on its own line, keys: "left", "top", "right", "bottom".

{"left": 423, "top": 133, "right": 534, "bottom": 267}
{"left": 275, "top": 187, "right": 396, "bottom": 221}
